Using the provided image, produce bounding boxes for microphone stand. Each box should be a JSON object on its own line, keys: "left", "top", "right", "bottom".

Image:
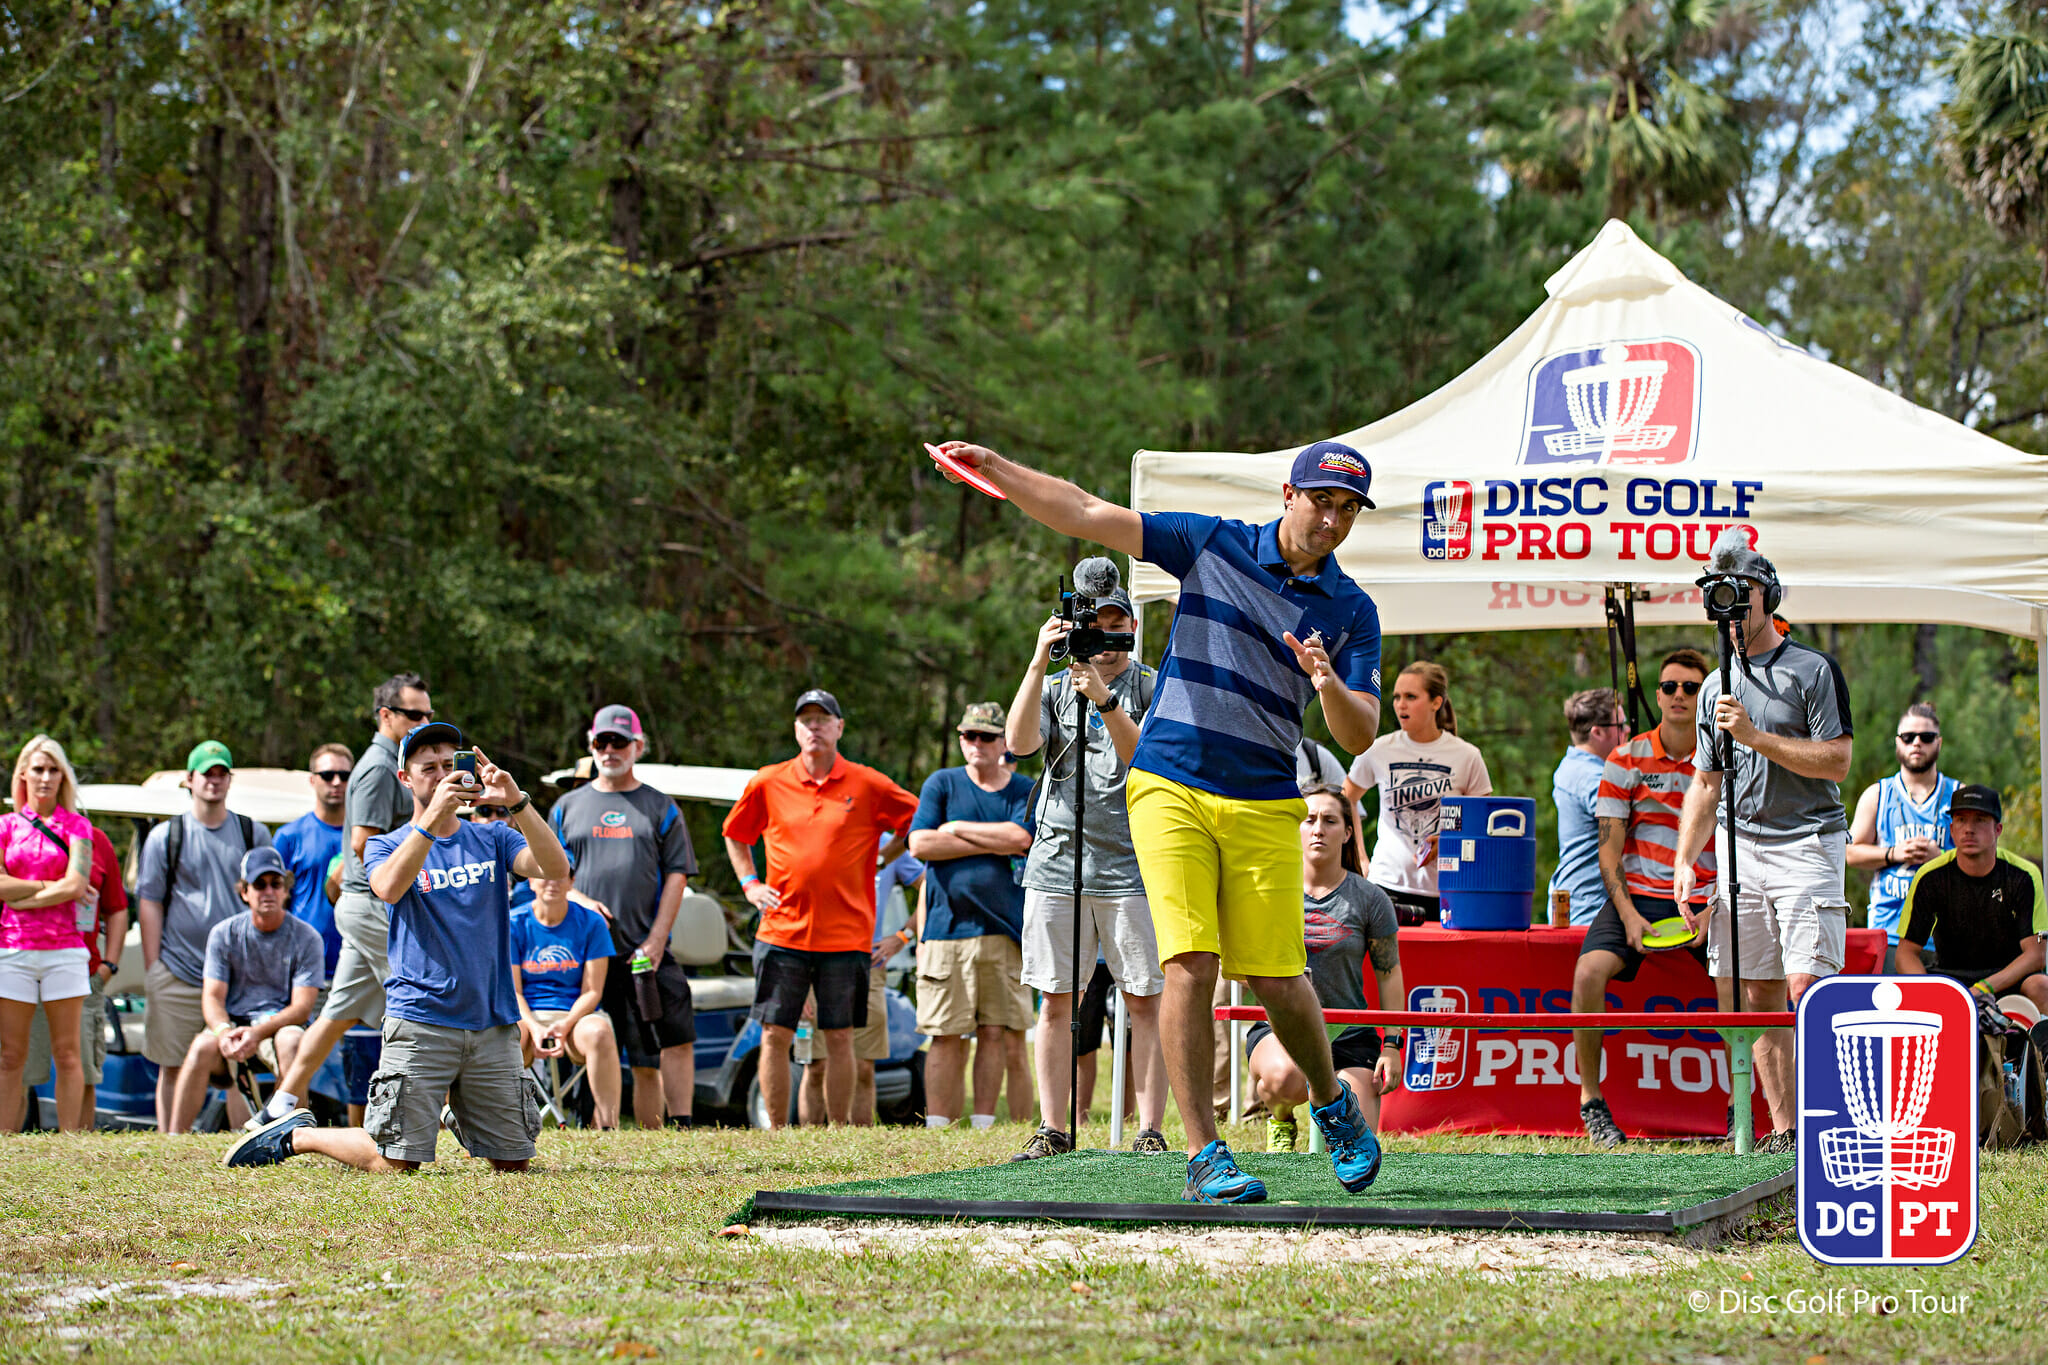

{"left": 1717, "top": 615, "right": 1752, "bottom": 1154}
{"left": 1068, "top": 669, "right": 1088, "bottom": 1148}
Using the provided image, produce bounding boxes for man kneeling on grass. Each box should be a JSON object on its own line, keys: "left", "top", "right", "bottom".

{"left": 225, "top": 724, "right": 571, "bottom": 1171}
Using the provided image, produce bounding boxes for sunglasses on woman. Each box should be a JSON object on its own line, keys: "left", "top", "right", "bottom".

{"left": 1658, "top": 680, "right": 1703, "bottom": 696}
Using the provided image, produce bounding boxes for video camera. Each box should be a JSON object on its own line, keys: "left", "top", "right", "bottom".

{"left": 1699, "top": 574, "right": 1751, "bottom": 625}
{"left": 1696, "top": 527, "right": 1781, "bottom": 627}
{"left": 1051, "top": 557, "right": 1137, "bottom": 664}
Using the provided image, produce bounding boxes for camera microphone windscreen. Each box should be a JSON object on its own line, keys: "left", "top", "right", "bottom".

{"left": 1073, "top": 556, "right": 1121, "bottom": 599}
{"left": 1706, "top": 527, "right": 1750, "bottom": 574}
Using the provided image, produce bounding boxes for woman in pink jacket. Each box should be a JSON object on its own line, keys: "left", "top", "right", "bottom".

{"left": 0, "top": 735, "right": 96, "bottom": 1130}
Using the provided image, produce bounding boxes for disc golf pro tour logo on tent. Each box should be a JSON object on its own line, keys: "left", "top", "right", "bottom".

{"left": 1521, "top": 339, "right": 1700, "bottom": 467}
{"left": 1421, "top": 480, "right": 1473, "bottom": 561}
{"left": 1403, "top": 986, "right": 1469, "bottom": 1092}
{"left": 1797, "top": 977, "right": 1977, "bottom": 1266}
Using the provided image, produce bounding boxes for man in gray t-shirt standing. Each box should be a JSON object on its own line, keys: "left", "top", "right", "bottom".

{"left": 1003, "top": 581, "right": 1168, "bottom": 1158}
{"left": 1671, "top": 536, "right": 1854, "bottom": 1152}
{"left": 137, "top": 739, "right": 273, "bottom": 1129}
{"left": 254, "top": 672, "right": 432, "bottom": 1126}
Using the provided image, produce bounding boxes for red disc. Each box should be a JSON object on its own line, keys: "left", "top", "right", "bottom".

{"left": 924, "top": 442, "right": 1008, "bottom": 500}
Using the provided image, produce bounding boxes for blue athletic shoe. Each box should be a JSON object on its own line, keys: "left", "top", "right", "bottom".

{"left": 222, "top": 1108, "right": 313, "bottom": 1169}
{"left": 1310, "top": 1078, "right": 1383, "bottom": 1193}
{"left": 1183, "top": 1140, "right": 1267, "bottom": 1204}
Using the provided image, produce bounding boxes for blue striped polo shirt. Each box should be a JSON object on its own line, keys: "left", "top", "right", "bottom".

{"left": 1133, "top": 512, "right": 1382, "bottom": 802}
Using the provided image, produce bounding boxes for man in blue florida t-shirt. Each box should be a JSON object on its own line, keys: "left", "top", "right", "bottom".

{"left": 907, "top": 702, "right": 1036, "bottom": 1130}
{"left": 924, "top": 437, "right": 1386, "bottom": 1205}
{"left": 510, "top": 871, "right": 622, "bottom": 1129}
{"left": 225, "top": 722, "right": 572, "bottom": 1173}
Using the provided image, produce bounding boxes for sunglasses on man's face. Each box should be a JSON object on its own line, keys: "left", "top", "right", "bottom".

{"left": 959, "top": 731, "right": 1003, "bottom": 744}
{"left": 313, "top": 769, "right": 351, "bottom": 782}
{"left": 591, "top": 734, "right": 636, "bottom": 751}
{"left": 1659, "top": 680, "right": 1704, "bottom": 696}
{"left": 389, "top": 706, "right": 433, "bottom": 723}
{"left": 253, "top": 875, "right": 287, "bottom": 892}
{"left": 1897, "top": 731, "right": 1941, "bottom": 744}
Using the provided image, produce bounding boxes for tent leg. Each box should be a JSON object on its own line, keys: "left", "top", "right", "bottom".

{"left": 1109, "top": 990, "right": 1128, "bottom": 1148}
{"left": 1228, "top": 982, "right": 1243, "bottom": 1127}
{"left": 2038, "top": 614, "right": 2047, "bottom": 867}
{"left": 1722, "top": 1027, "right": 1761, "bottom": 1156}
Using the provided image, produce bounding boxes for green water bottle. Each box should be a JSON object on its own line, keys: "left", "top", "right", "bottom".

{"left": 631, "top": 949, "right": 665, "bottom": 1022}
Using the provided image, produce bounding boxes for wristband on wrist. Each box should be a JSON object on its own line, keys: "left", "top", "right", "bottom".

{"left": 507, "top": 792, "right": 532, "bottom": 817}
{"left": 741, "top": 873, "right": 760, "bottom": 887}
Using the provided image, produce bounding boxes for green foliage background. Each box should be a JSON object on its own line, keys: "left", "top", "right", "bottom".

{"left": 2, "top": 0, "right": 2043, "bottom": 903}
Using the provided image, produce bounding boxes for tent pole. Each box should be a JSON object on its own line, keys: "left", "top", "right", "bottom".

{"left": 2038, "top": 611, "right": 2047, "bottom": 866}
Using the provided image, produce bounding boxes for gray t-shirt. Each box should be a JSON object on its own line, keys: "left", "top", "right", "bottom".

{"left": 548, "top": 781, "right": 699, "bottom": 947}
{"left": 340, "top": 731, "right": 410, "bottom": 898}
{"left": 1022, "top": 663, "right": 1156, "bottom": 898}
{"left": 1696, "top": 636, "right": 1853, "bottom": 837}
{"left": 1304, "top": 872, "right": 1400, "bottom": 1014}
{"left": 137, "top": 813, "right": 274, "bottom": 985}
{"left": 203, "top": 911, "right": 325, "bottom": 1018}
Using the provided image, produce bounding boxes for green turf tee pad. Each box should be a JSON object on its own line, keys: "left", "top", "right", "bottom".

{"left": 744, "top": 1150, "right": 1797, "bottom": 1232}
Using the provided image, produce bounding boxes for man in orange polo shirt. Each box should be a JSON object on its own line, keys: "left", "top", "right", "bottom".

{"left": 722, "top": 689, "right": 920, "bottom": 1127}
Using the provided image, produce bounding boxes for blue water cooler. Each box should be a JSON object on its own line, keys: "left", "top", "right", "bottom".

{"left": 1437, "top": 795, "right": 1537, "bottom": 931}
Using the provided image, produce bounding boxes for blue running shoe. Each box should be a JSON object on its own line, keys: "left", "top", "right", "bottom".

{"left": 222, "top": 1108, "right": 313, "bottom": 1169}
{"left": 1183, "top": 1140, "right": 1267, "bottom": 1204}
{"left": 1309, "top": 1078, "right": 1382, "bottom": 1193}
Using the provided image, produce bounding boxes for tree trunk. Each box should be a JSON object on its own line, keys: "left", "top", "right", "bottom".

{"left": 93, "top": 1, "right": 122, "bottom": 751}
{"left": 236, "top": 130, "right": 276, "bottom": 469}
{"left": 1912, "top": 622, "right": 1938, "bottom": 697}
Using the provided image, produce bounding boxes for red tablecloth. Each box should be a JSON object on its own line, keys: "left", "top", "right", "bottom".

{"left": 1377, "top": 923, "right": 1886, "bottom": 1138}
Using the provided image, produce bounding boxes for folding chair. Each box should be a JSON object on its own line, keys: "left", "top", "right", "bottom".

{"left": 530, "top": 1053, "right": 587, "bottom": 1128}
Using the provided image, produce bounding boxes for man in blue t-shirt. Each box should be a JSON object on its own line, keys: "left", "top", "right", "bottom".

{"left": 272, "top": 744, "right": 354, "bottom": 980}
{"left": 926, "top": 438, "right": 1387, "bottom": 1204}
{"left": 226, "top": 722, "right": 572, "bottom": 1173}
{"left": 908, "top": 702, "right": 1035, "bottom": 1129}
{"left": 1548, "top": 689, "right": 1626, "bottom": 925}
{"left": 511, "top": 872, "right": 622, "bottom": 1129}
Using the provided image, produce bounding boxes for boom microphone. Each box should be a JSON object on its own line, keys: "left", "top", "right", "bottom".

{"left": 1073, "top": 556, "right": 1121, "bottom": 599}
{"left": 1706, "top": 527, "right": 1750, "bottom": 574}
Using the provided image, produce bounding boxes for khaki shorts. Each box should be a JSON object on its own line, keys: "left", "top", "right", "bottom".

{"left": 142, "top": 960, "right": 208, "bottom": 1066}
{"left": 915, "top": 935, "right": 1034, "bottom": 1036}
{"left": 322, "top": 892, "right": 391, "bottom": 1027}
{"left": 1706, "top": 829, "right": 1849, "bottom": 980}
{"left": 27, "top": 975, "right": 108, "bottom": 1086}
{"left": 526, "top": 1007, "right": 613, "bottom": 1065}
{"left": 850, "top": 967, "right": 890, "bottom": 1061}
{"left": 365, "top": 1018, "right": 538, "bottom": 1164}
{"left": 1020, "top": 890, "right": 1164, "bottom": 997}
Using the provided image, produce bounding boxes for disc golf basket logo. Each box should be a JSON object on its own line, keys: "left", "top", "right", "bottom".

{"left": 1403, "top": 986, "right": 1468, "bottom": 1092}
{"left": 1519, "top": 339, "right": 1700, "bottom": 467}
{"left": 1420, "top": 480, "right": 1472, "bottom": 562}
{"left": 1818, "top": 981, "right": 1952, "bottom": 1191}
{"left": 1797, "top": 976, "right": 1977, "bottom": 1266}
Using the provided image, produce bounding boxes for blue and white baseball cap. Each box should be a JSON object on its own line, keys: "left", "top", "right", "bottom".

{"left": 1287, "top": 440, "right": 1376, "bottom": 508}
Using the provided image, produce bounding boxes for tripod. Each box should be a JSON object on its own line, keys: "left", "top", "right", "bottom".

{"left": 1715, "top": 619, "right": 1762, "bottom": 1154}
{"left": 1066, "top": 674, "right": 1089, "bottom": 1146}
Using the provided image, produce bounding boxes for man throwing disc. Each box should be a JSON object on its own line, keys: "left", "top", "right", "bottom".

{"left": 928, "top": 438, "right": 1386, "bottom": 1203}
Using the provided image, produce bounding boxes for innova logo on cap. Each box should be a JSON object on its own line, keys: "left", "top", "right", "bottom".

{"left": 1317, "top": 449, "right": 1367, "bottom": 476}
{"left": 1797, "top": 976, "right": 1977, "bottom": 1265}
{"left": 1520, "top": 339, "right": 1700, "bottom": 467}
{"left": 1403, "top": 986, "right": 1469, "bottom": 1092}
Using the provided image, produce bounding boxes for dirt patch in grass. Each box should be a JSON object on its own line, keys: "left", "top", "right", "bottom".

{"left": 750, "top": 1216, "right": 1709, "bottom": 1278}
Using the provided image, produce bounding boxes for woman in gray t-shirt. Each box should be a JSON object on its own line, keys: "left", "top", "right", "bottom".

{"left": 1248, "top": 785, "right": 1405, "bottom": 1151}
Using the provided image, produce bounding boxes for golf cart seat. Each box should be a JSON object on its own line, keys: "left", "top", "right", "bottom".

{"left": 671, "top": 891, "right": 755, "bottom": 1012}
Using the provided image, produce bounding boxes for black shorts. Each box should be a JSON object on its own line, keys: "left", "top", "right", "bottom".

{"left": 1579, "top": 895, "right": 1707, "bottom": 983}
{"left": 751, "top": 946, "right": 870, "bottom": 1032}
{"left": 1075, "top": 960, "right": 1115, "bottom": 1057}
{"left": 1244, "top": 1022, "right": 1382, "bottom": 1073}
{"left": 599, "top": 958, "right": 697, "bottom": 1069}
{"left": 1386, "top": 890, "right": 1440, "bottom": 927}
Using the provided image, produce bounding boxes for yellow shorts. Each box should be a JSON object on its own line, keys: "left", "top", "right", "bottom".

{"left": 1126, "top": 769, "right": 1306, "bottom": 978}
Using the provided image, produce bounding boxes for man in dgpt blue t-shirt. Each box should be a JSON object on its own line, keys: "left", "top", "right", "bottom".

{"left": 926, "top": 437, "right": 1387, "bottom": 1204}
{"left": 908, "top": 702, "right": 1036, "bottom": 1130}
{"left": 511, "top": 872, "right": 621, "bottom": 1129}
{"left": 225, "top": 722, "right": 572, "bottom": 1172}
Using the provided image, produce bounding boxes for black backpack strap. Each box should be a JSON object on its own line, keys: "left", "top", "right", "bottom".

{"left": 163, "top": 815, "right": 185, "bottom": 902}
{"left": 236, "top": 813, "right": 255, "bottom": 851}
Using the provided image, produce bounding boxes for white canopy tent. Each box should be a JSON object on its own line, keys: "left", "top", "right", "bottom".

{"left": 1128, "top": 219, "right": 2048, "bottom": 854}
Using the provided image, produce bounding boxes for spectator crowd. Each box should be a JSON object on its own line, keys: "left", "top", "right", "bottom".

{"left": 4, "top": 563, "right": 2044, "bottom": 1175}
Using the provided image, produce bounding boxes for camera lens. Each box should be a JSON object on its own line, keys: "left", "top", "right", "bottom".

{"left": 1706, "top": 580, "right": 1740, "bottom": 613}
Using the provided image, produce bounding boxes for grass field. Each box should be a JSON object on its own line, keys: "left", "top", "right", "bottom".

{"left": 3, "top": 1116, "right": 2043, "bottom": 1363}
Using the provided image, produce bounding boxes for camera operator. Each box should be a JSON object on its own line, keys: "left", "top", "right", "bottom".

{"left": 926, "top": 436, "right": 1385, "bottom": 1205}
{"left": 1671, "top": 535, "right": 1853, "bottom": 1154}
{"left": 1003, "top": 567, "right": 1169, "bottom": 1159}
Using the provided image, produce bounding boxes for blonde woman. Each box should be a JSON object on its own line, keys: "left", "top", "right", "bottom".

{"left": 0, "top": 736, "right": 95, "bottom": 1130}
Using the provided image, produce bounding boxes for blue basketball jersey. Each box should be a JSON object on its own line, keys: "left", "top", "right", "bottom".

{"left": 1868, "top": 772, "right": 1958, "bottom": 940}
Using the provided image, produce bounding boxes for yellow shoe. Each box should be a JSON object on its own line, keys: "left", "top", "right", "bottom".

{"left": 1266, "top": 1114, "right": 1297, "bottom": 1153}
